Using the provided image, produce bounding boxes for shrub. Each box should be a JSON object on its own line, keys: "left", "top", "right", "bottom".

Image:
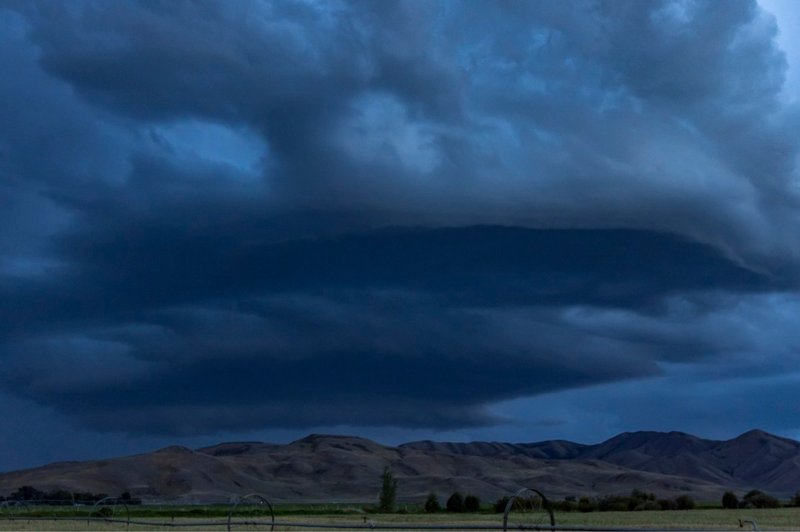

{"left": 743, "top": 489, "right": 780, "bottom": 509}
{"left": 627, "top": 489, "right": 655, "bottom": 511}
{"left": 424, "top": 492, "right": 441, "bottom": 513}
{"left": 675, "top": 495, "right": 695, "bottom": 510}
{"left": 793, "top": 491, "right": 800, "bottom": 507}
{"left": 641, "top": 501, "right": 660, "bottom": 511}
{"left": 447, "top": 492, "right": 465, "bottom": 513}
{"left": 556, "top": 499, "right": 575, "bottom": 512}
{"left": 577, "top": 496, "right": 596, "bottom": 513}
{"left": 493, "top": 496, "right": 510, "bottom": 513}
{"left": 657, "top": 498, "right": 676, "bottom": 511}
{"left": 464, "top": 494, "right": 481, "bottom": 512}
{"left": 597, "top": 495, "right": 629, "bottom": 512}
{"left": 9, "top": 486, "right": 44, "bottom": 501}
{"left": 722, "top": 491, "right": 739, "bottom": 509}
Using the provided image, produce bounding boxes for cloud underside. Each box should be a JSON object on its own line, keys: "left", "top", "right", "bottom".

{"left": 1, "top": 225, "right": 790, "bottom": 435}
{"left": 0, "top": 0, "right": 799, "bottom": 436}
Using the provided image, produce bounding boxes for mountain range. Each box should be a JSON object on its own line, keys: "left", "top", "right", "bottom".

{"left": 2, "top": 430, "right": 799, "bottom": 503}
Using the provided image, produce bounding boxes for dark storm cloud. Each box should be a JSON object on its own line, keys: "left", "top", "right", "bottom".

{"left": 0, "top": 225, "right": 784, "bottom": 435}
{"left": 1, "top": 0, "right": 800, "bottom": 440}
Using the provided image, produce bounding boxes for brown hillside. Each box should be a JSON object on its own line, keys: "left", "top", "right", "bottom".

{"left": 1, "top": 430, "right": 797, "bottom": 503}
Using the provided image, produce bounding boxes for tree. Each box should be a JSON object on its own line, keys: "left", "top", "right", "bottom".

{"left": 674, "top": 495, "right": 695, "bottom": 510}
{"left": 793, "top": 491, "right": 800, "bottom": 507}
{"left": 628, "top": 488, "right": 655, "bottom": 511}
{"left": 10, "top": 486, "right": 44, "bottom": 501}
{"left": 46, "top": 490, "right": 74, "bottom": 505}
{"left": 558, "top": 498, "right": 575, "bottom": 512}
{"left": 577, "top": 496, "right": 596, "bottom": 513}
{"left": 743, "top": 489, "right": 780, "bottom": 509}
{"left": 378, "top": 466, "right": 398, "bottom": 513}
{"left": 424, "top": 492, "right": 441, "bottom": 513}
{"left": 493, "top": 496, "right": 511, "bottom": 513}
{"left": 447, "top": 492, "right": 465, "bottom": 513}
{"left": 465, "top": 494, "right": 481, "bottom": 512}
{"left": 657, "top": 498, "right": 676, "bottom": 511}
{"left": 722, "top": 491, "right": 739, "bottom": 509}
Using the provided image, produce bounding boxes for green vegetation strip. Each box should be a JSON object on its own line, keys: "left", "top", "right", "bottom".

{"left": 0, "top": 518, "right": 775, "bottom": 531}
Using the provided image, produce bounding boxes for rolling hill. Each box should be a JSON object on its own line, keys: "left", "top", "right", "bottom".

{"left": 1, "top": 430, "right": 798, "bottom": 503}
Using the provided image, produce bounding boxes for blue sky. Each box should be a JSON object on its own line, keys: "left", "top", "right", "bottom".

{"left": 1, "top": 0, "right": 799, "bottom": 472}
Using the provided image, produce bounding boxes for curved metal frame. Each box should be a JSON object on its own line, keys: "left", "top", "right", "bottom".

{"left": 87, "top": 497, "right": 131, "bottom": 525}
{"left": 0, "top": 500, "right": 30, "bottom": 522}
{"left": 227, "top": 493, "right": 275, "bottom": 531}
{"left": 502, "top": 487, "right": 555, "bottom": 531}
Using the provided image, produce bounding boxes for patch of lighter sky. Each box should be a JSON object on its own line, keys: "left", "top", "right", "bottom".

{"left": 150, "top": 120, "right": 269, "bottom": 178}
{"left": 759, "top": 0, "right": 800, "bottom": 103}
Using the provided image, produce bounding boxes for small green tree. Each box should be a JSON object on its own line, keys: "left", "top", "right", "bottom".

{"left": 493, "top": 496, "right": 510, "bottom": 513}
{"left": 722, "top": 491, "right": 739, "bottom": 509}
{"left": 378, "top": 466, "right": 398, "bottom": 513}
{"left": 577, "top": 496, "right": 596, "bottom": 513}
{"left": 464, "top": 494, "right": 481, "bottom": 512}
{"left": 675, "top": 495, "right": 695, "bottom": 510}
{"left": 743, "top": 489, "right": 779, "bottom": 509}
{"left": 657, "top": 498, "right": 676, "bottom": 511}
{"left": 424, "top": 492, "right": 441, "bottom": 513}
{"left": 558, "top": 498, "right": 575, "bottom": 512}
{"left": 447, "top": 492, "right": 465, "bottom": 513}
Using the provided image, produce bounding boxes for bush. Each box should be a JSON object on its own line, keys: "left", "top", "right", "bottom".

{"left": 555, "top": 499, "right": 575, "bottom": 512}
{"left": 597, "top": 495, "right": 629, "bottom": 512}
{"left": 628, "top": 489, "right": 655, "bottom": 511}
{"left": 657, "top": 498, "right": 676, "bottom": 511}
{"left": 447, "top": 492, "right": 465, "bottom": 513}
{"left": 743, "top": 490, "right": 780, "bottom": 509}
{"left": 493, "top": 496, "right": 510, "bottom": 513}
{"left": 424, "top": 492, "right": 441, "bottom": 513}
{"left": 9, "top": 486, "right": 44, "bottom": 501}
{"left": 464, "top": 494, "right": 481, "bottom": 512}
{"left": 577, "top": 496, "right": 596, "bottom": 513}
{"left": 722, "top": 491, "right": 739, "bottom": 509}
{"left": 641, "top": 501, "right": 660, "bottom": 511}
{"left": 793, "top": 491, "right": 800, "bottom": 507}
{"left": 675, "top": 495, "right": 695, "bottom": 510}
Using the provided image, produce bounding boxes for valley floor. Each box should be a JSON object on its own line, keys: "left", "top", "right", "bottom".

{"left": 2, "top": 508, "right": 800, "bottom": 531}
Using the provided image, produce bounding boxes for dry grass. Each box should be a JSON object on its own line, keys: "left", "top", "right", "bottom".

{"left": 2, "top": 508, "right": 800, "bottom": 531}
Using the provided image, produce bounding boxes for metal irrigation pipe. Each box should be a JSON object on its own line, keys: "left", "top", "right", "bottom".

{"left": 0, "top": 516, "right": 769, "bottom": 532}
{"left": 503, "top": 488, "right": 556, "bottom": 531}
{"left": 87, "top": 497, "right": 131, "bottom": 526}
{"left": 0, "top": 500, "right": 30, "bottom": 522}
{"left": 227, "top": 493, "right": 275, "bottom": 531}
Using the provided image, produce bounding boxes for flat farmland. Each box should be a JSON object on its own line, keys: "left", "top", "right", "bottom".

{"left": 2, "top": 508, "right": 800, "bottom": 531}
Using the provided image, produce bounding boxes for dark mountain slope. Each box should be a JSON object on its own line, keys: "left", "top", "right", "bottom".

{"left": 1, "top": 430, "right": 798, "bottom": 503}
{"left": 408, "top": 430, "right": 800, "bottom": 494}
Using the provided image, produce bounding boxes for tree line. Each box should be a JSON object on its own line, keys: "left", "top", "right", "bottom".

{"left": 0, "top": 486, "right": 142, "bottom": 505}
{"left": 378, "top": 468, "right": 800, "bottom": 513}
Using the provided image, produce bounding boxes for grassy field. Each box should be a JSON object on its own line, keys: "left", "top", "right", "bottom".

{"left": 1, "top": 507, "right": 800, "bottom": 531}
